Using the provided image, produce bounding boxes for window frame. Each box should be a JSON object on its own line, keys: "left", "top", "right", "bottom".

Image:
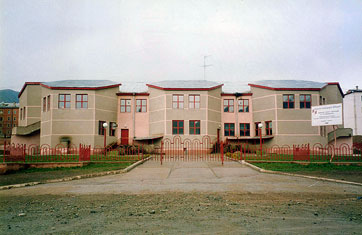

{"left": 172, "top": 120, "right": 184, "bottom": 135}
{"left": 240, "top": 123, "right": 250, "bottom": 136}
{"left": 238, "top": 99, "right": 249, "bottom": 112}
{"left": 172, "top": 95, "right": 184, "bottom": 109}
{"left": 120, "top": 99, "right": 131, "bottom": 113}
{"left": 136, "top": 99, "right": 147, "bottom": 112}
{"left": 300, "top": 94, "right": 311, "bottom": 109}
{"left": 255, "top": 122, "right": 261, "bottom": 136}
{"left": 58, "top": 94, "right": 71, "bottom": 109}
{"left": 283, "top": 94, "right": 295, "bottom": 109}
{"left": 224, "top": 123, "right": 235, "bottom": 136}
{"left": 43, "top": 97, "right": 46, "bottom": 112}
{"left": 109, "top": 122, "right": 116, "bottom": 136}
{"left": 47, "top": 95, "right": 51, "bottom": 111}
{"left": 265, "top": 121, "right": 272, "bottom": 135}
{"left": 76, "top": 94, "right": 88, "bottom": 109}
{"left": 189, "top": 95, "right": 200, "bottom": 109}
{"left": 223, "top": 99, "right": 234, "bottom": 113}
{"left": 98, "top": 121, "right": 106, "bottom": 135}
{"left": 189, "top": 120, "right": 201, "bottom": 135}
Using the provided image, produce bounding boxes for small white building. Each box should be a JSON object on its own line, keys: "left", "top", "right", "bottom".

{"left": 343, "top": 86, "right": 362, "bottom": 136}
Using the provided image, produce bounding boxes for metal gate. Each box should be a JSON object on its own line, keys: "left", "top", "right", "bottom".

{"left": 156, "top": 136, "right": 225, "bottom": 165}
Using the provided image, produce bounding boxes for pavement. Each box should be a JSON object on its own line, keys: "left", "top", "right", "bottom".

{"left": 0, "top": 159, "right": 361, "bottom": 196}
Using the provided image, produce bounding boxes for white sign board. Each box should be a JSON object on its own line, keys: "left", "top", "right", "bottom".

{"left": 311, "top": 103, "right": 343, "bottom": 126}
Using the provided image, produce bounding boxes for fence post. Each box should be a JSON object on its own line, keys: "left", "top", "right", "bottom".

{"left": 221, "top": 141, "right": 224, "bottom": 166}
{"left": 23, "top": 144, "right": 26, "bottom": 163}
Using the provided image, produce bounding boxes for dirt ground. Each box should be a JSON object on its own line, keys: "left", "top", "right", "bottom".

{"left": 0, "top": 160, "right": 361, "bottom": 234}
{"left": 0, "top": 192, "right": 361, "bottom": 234}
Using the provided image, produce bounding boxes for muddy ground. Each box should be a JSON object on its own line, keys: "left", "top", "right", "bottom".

{"left": 1, "top": 192, "right": 361, "bottom": 234}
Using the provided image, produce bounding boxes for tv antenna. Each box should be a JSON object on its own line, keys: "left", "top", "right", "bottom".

{"left": 201, "top": 55, "right": 212, "bottom": 80}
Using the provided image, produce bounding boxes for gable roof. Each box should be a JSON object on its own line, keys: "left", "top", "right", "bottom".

{"left": 19, "top": 80, "right": 121, "bottom": 98}
{"left": 147, "top": 80, "right": 223, "bottom": 91}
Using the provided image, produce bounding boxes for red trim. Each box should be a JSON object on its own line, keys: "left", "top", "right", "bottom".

{"left": 116, "top": 92, "right": 149, "bottom": 96}
{"left": 146, "top": 84, "right": 223, "bottom": 91}
{"left": 248, "top": 83, "right": 321, "bottom": 91}
{"left": 18, "top": 82, "right": 42, "bottom": 98}
{"left": 326, "top": 82, "right": 344, "bottom": 97}
{"left": 221, "top": 93, "right": 252, "bottom": 96}
{"left": 40, "top": 83, "right": 121, "bottom": 90}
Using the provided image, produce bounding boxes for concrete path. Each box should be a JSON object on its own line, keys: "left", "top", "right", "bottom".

{"left": 0, "top": 160, "right": 361, "bottom": 195}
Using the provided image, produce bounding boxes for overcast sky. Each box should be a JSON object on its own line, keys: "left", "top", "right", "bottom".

{"left": 1, "top": 0, "right": 361, "bottom": 92}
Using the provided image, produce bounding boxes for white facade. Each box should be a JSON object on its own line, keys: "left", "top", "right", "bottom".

{"left": 343, "top": 89, "right": 362, "bottom": 135}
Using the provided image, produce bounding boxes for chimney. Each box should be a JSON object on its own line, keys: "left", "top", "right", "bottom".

{"left": 356, "top": 85, "right": 359, "bottom": 90}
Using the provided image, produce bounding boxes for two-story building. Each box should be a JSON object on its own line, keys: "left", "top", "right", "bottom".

{"left": 12, "top": 79, "right": 349, "bottom": 148}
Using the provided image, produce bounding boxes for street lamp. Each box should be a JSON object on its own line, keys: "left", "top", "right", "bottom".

{"left": 103, "top": 122, "right": 108, "bottom": 149}
{"left": 258, "top": 123, "right": 263, "bottom": 156}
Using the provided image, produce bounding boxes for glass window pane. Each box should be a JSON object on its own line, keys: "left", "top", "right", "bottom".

{"left": 142, "top": 107, "right": 146, "bottom": 112}
{"left": 290, "top": 102, "right": 294, "bottom": 108}
{"left": 76, "top": 102, "right": 81, "bottom": 108}
{"left": 289, "top": 95, "right": 294, "bottom": 102}
{"left": 126, "top": 107, "right": 131, "bottom": 112}
{"left": 283, "top": 95, "right": 288, "bottom": 102}
{"left": 196, "top": 128, "right": 200, "bottom": 135}
{"left": 179, "top": 128, "right": 184, "bottom": 135}
{"left": 230, "top": 100, "right": 234, "bottom": 105}
{"left": 224, "top": 107, "right": 228, "bottom": 112}
{"left": 230, "top": 106, "right": 234, "bottom": 112}
{"left": 65, "top": 102, "right": 70, "bottom": 108}
{"left": 195, "top": 103, "right": 200, "bottom": 109}
{"left": 142, "top": 100, "right": 146, "bottom": 105}
{"left": 173, "top": 95, "right": 178, "bottom": 101}
{"left": 195, "top": 95, "right": 200, "bottom": 101}
{"left": 306, "top": 103, "right": 311, "bottom": 108}
{"left": 224, "top": 124, "right": 229, "bottom": 131}
{"left": 190, "top": 121, "right": 194, "bottom": 127}
{"left": 173, "top": 103, "right": 178, "bottom": 109}
{"left": 195, "top": 121, "right": 200, "bottom": 127}
{"left": 224, "top": 100, "right": 228, "bottom": 105}
{"left": 126, "top": 100, "right": 131, "bottom": 105}
{"left": 306, "top": 95, "right": 311, "bottom": 102}
{"left": 300, "top": 102, "right": 305, "bottom": 108}
{"left": 300, "top": 95, "right": 305, "bottom": 102}
{"left": 179, "top": 95, "right": 183, "bottom": 101}
{"left": 245, "top": 106, "right": 249, "bottom": 112}
{"left": 59, "top": 95, "right": 64, "bottom": 101}
{"left": 238, "top": 100, "right": 242, "bottom": 105}
{"left": 283, "top": 102, "right": 288, "bottom": 109}
{"left": 173, "top": 121, "right": 177, "bottom": 127}
{"left": 189, "top": 95, "right": 194, "bottom": 102}
{"left": 83, "top": 103, "right": 88, "bottom": 108}
{"left": 66, "top": 95, "right": 71, "bottom": 101}
{"left": 59, "top": 103, "right": 64, "bottom": 108}
{"left": 179, "top": 103, "right": 184, "bottom": 109}
{"left": 83, "top": 95, "right": 88, "bottom": 101}
{"left": 173, "top": 128, "right": 178, "bottom": 134}
{"left": 121, "top": 100, "right": 125, "bottom": 105}
{"left": 121, "top": 107, "right": 125, "bottom": 112}
{"left": 179, "top": 121, "right": 183, "bottom": 127}
{"left": 136, "top": 100, "right": 141, "bottom": 105}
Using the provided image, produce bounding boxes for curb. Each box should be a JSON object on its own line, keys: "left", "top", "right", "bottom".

{"left": 243, "top": 161, "right": 362, "bottom": 187}
{"left": 0, "top": 157, "right": 151, "bottom": 190}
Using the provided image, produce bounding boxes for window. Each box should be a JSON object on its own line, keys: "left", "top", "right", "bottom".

{"left": 43, "top": 97, "right": 46, "bottom": 112}
{"left": 0, "top": 110, "right": 3, "bottom": 114}
{"left": 58, "top": 94, "right": 71, "bottom": 109}
{"left": 172, "top": 120, "right": 184, "bottom": 135}
{"left": 172, "top": 95, "right": 184, "bottom": 109}
{"left": 47, "top": 95, "right": 51, "bottom": 111}
{"left": 76, "top": 94, "right": 88, "bottom": 109}
{"left": 283, "top": 95, "right": 294, "bottom": 109}
{"left": 7, "top": 117, "right": 10, "bottom": 121}
{"left": 8, "top": 110, "right": 10, "bottom": 114}
{"left": 300, "top": 95, "right": 311, "bottom": 109}
{"left": 7, "top": 124, "right": 10, "bottom": 127}
{"left": 265, "top": 121, "right": 272, "bottom": 135}
{"left": 136, "top": 99, "right": 147, "bottom": 112}
{"left": 189, "top": 120, "right": 200, "bottom": 135}
{"left": 255, "top": 122, "right": 261, "bottom": 136}
{"left": 109, "top": 122, "right": 116, "bottom": 136}
{"left": 223, "top": 99, "right": 234, "bottom": 112}
{"left": 238, "top": 99, "right": 249, "bottom": 112}
{"left": 224, "top": 123, "right": 235, "bottom": 136}
{"left": 14, "top": 110, "right": 16, "bottom": 114}
{"left": 13, "top": 124, "right": 16, "bottom": 127}
{"left": 189, "top": 95, "right": 200, "bottom": 109}
{"left": 24, "top": 107, "right": 26, "bottom": 119}
{"left": 240, "top": 123, "right": 250, "bottom": 136}
{"left": 98, "top": 121, "right": 106, "bottom": 135}
{"left": 14, "top": 117, "right": 16, "bottom": 121}
{"left": 19, "top": 108, "right": 22, "bottom": 120}
{"left": 120, "top": 99, "right": 131, "bottom": 112}
{"left": 0, "top": 117, "right": 2, "bottom": 121}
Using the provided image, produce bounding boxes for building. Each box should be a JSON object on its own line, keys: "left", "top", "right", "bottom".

{"left": 0, "top": 103, "right": 19, "bottom": 144}
{"left": 343, "top": 86, "right": 362, "bottom": 137}
{"left": 12, "top": 79, "right": 350, "bottom": 148}
{"left": 12, "top": 80, "right": 120, "bottom": 148}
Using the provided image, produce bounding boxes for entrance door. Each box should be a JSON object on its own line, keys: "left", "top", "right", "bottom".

{"left": 121, "top": 129, "right": 129, "bottom": 145}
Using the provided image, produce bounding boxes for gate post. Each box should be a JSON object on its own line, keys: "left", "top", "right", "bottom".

{"left": 221, "top": 141, "right": 224, "bottom": 166}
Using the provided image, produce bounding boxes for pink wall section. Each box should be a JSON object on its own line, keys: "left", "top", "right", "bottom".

{"left": 221, "top": 95, "right": 253, "bottom": 140}
{"left": 11, "top": 132, "right": 40, "bottom": 147}
{"left": 117, "top": 95, "right": 149, "bottom": 144}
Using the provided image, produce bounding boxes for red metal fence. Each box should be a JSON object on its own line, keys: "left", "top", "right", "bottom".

{"left": 2, "top": 140, "right": 362, "bottom": 164}
{"left": 2, "top": 143, "right": 148, "bottom": 163}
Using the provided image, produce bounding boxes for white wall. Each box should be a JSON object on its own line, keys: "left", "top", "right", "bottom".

{"left": 343, "top": 92, "right": 362, "bottom": 135}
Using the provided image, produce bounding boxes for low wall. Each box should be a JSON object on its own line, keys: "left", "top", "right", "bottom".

{"left": 0, "top": 162, "right": 88, "bottom": 175}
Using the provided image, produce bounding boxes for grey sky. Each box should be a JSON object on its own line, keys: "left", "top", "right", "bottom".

{"left": 1, "top": 0, "right": 361, "bottom": 92}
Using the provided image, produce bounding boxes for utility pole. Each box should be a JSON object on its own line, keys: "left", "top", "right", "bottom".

{"left": 202, "top": 55, "right": 212, "bottom": 80}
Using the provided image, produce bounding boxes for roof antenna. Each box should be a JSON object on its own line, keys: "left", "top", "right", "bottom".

{"left": 201, "top": 55, "right": 212, "bottom": 80}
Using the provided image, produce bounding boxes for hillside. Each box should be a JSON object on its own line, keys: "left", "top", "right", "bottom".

{"left": 0, "top": 89, "right": 19, "bottom": 103}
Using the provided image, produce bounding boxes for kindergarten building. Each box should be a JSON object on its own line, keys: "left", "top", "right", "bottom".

{"left": 11, "top": 79, "right": 351, "bottom": 148}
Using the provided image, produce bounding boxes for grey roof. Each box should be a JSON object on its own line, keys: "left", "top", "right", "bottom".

{"left": 119, "top": 81, "right": 148, "bottom": 93}
{"left": 42, "top": 80, "right": 120, "bottom": 88}
{"left": 148, "top": 80, "right": 222, "bottom": 89}
{"left": 249, "top": 80, "right": 326, "bottom": 89}
{"left": 222, "top": 81, "right": 250, "bottom": 93}
{"left": 0, "top": 102, "right": 19, "bottom": 108}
